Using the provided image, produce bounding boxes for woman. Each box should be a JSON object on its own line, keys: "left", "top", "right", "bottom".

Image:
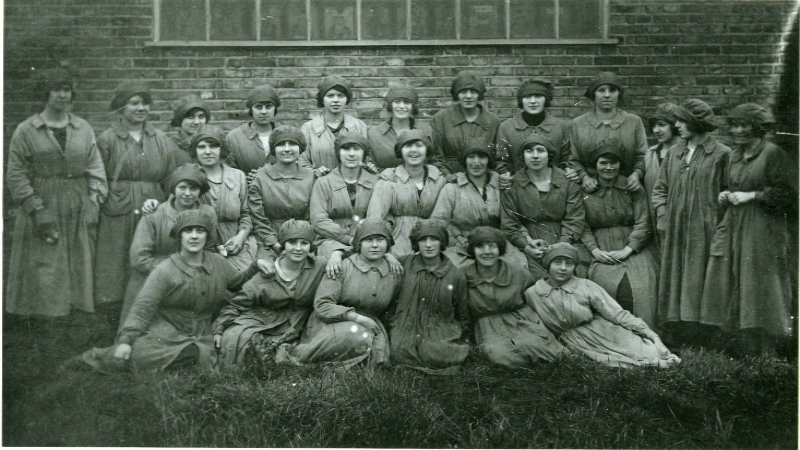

{"left": 79, "top": 209, "right": 258, "bottom": 372}
{"left": 463, "top": 227, "right": 568, "bottom": 368}
{"left": 94, "top": 81, "right": 179, "bottom": 309}
{"left": 568, "top": 72, "right": 648, "bottom": 194}
{"left": 283, "top": 219, "right": 400, "bottom": 368}
{"left": 497, "top": 78, "right": 572, "bottom": 172}
{"left": 526, "top": 243, "right": 680, "bottom": 368}
{"left": 119, "top": 163, "right": 216, "bottom": 326}
{"left": 367, "top": 87, "right": 432, "bottom": 170}
{"left": 169, "top": 94, "right": 210, "bottom": 165}
{"left": 367, "top": 129, "right": 447, "bottom": 257}
{"left": 500, "top": 135, "right": 585, "bottom": 281}
{"left": 580, "top": 144, "right": 659, "bottom": 329}
{"left": 249, "top": 125, "right": 316, "bottom": 274}
{"left": 389, "top": 220, "right": 470, "bottom": 374}
{"left": 6, "top": 68, "right": 108, "bottom": 317}
{"left": 645, "top": 102, "right": 680, "bottom": 241}
{"left": 702, "top": 104, "right": 796, "bottom": 355}
{"left": 191, "top": 125, "right": 258, "bottom": 272}
{"left": 226, "top": 84, "right": 281, "bottom": 177}
{"left": 310, "top": 132, "right": 378, "bottom": 258}
{"left": 430, "top": 145, "right": 526, "bottom": 269}
{"left": 300, "top": 75, "right": 368, "bottom": 178}
{"left": 652, "top": 99, "right": 731, "bottom": 342}
{"left": 430, "top": 70, "right": 504, "bottom": 176}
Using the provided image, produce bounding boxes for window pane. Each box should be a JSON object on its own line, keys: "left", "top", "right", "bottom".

{"left": 262, "top": 0, "right": 307, "bottom": 40}
{"left": 160, "top": 0, "right": 206, "bottom": 41}
{"left": 210, "top": 0, "right": 256, "bottom": 40}
{"left": 310, "top": 0, "right": 357, "bottom": 40}
{"left": 510, "top": 0, "right": 555, "bottom": 39}
{"left": 411, "top": 0, "right": 455, "bottom": 40}
{"left": 559, "top": 0, "right": 602, "bottom": 39}
{"left": 362, "top": 0, "right": 406, "bottom": 40}
{"left": 460, "top": 0, "right": 504, "bottom": 39}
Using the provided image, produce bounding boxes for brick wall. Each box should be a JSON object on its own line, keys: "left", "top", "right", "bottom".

{"left": 3, "top": 0, "right": 797, "bottom": 143}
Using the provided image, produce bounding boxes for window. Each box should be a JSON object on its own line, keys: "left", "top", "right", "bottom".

{"left": 152, "top": 0, "right": 614, "bottom": 46}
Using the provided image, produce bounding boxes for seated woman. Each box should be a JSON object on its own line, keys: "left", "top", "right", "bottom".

{"left": 431, "top": 145, "right": 526, "bottom": 268}
{"left": 462, "top": 227, "right": 568, "bottom": 368}
{"left": 119, "top": 163, "right": 217, "bottom": 326}
{"left": 282, "top": 219, "right": 400, "bottom": 368}
{"left": 526, "top": 243, "right": 680, "bottom": 368}
{"left": 169, "top": 94, "right": 210, "bottom": 165}
{"left": 79, "top": 209, "right": 258, "bottom": 372}
{"left": 389, "top": 220, "right": 470, "bottom": 375}
{"left": 310, "top": 132, "right": 378, "bottom": 258}
{"left": 367, "top": 87, "right": 432, "bottom": 170}
{"left": 581, "top": 143, "right": 659, "bottom": 329}
{"left": 367, "top": 129, "right": 447, "bottom": 257}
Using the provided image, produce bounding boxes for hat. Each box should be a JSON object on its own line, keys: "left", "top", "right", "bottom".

{"left": 316, "top": 75, "right": 352, "bottom": 108}
{"left": 584, "top": 72, "right": 624, "bottom": 100}
{"left": 519, "top": 134, "right": 556, "bottom": 165}
{"left": 352, "top": 219, "right": 394, "bottom": 249}
{"left": 409, "top": 219, "right": 449, "bottom": 252}
{"left": 385, "top": 87, "right": 419, "bottom": 105}
{"left": 727, "top": 103, "right": 775, "bottom": 133}
{"left": 247, "top": 84, "right": 281, "bottom": 109}
{"left": 36, "top": 68, "right": 76, "bottom": 102}
{"left": 394, "top": 129, "right": 432, "bottom": 159}
{"left": 458, "top": 144, "right": 496, "bottom": 170}
{"left": 517, "top": 78, "right": 554, "bottom": 106}
{"left": 467, "top": 226, "right": 507, "bottom": 257}
{"left": 589, "top": 139, "right": 624, "bottom": 167}
{"left": 674, "top": 98, "right": 718, "bottom": 133}
{"left": 109, "top": 81, "right": 152, "bottom": 111}
{"left": 168, "top": 163, "right": 210, "bottom": 197}
{"left": 542, "top": 242, "right": 579, "bottom": 269}
{"left": 171, "top": 94, "right": 210, "bottom": 127}
{"left": 650, "top": 102, "right": 679, "bottom": 125}
{"left": 189, "top": 125, "right": 229, "bottom": 159}
{"left": 169, "top": 209, "right": 216, "bottom": 239}
{"left": 278, "top": 219, "right": 316, "bottom": 246}
{"left": 451, "top": 70, "right": 486, "bottom": 101}
{"left": 335, "top": 132, "right": 372, "bottom": 156}
{"left": 268, "top": 125, "right": 307, "bottom": 155}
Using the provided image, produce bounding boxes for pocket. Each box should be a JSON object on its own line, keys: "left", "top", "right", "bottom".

{"left": 101, "top": 181, "right": 133, "bottom": 216}
{"left": 82, "top": 196, "right": 99, "bottom": 226}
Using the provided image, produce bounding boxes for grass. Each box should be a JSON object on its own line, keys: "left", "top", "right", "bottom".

{"left": 3, "top": 315, "right": 797, "bottom": 448}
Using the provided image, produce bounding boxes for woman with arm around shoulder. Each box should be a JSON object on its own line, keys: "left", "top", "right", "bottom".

{"left": 367, "top": 87, "right": 432, "bottom": 170}
{"left": 226, "top": 85, "right": 281, "bottom": 179}
{"left": 169, "top": 94, "right": 210, "bottom": 165}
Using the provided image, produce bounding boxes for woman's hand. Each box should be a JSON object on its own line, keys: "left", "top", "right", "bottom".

{"left": 498, "top": 172, "right": 514, "bottom": 190}
{"left": 727, "top": 191, "right": 757, "bottom": 206}
{"left": 564, "top": 167, "right": 581, "bottom": 183}
{"left": 214, "top": 334, "right": 222, "bottom": 349}
{"left": 456, "top": 235, "right": 469, "bottom": 248}
{"left": 362, "top": 161, "right": 380, "bottom": 174}
{"left": 591, "top": 248, "right": 619, "bottom": 265}
{"left": 141, "top": 199, "right": 160, "bottom": 215}
{"left": 312, "top": 166, "right": 331, "bottom": 178}
{"left": 606, "top": 247, "right": 633, "bottom": 262}
{"left": 354, "top": 314, "right": 379, "bottom": 333}
{"left": 271, "top": 243, "right": 282, "bottom": 254}
{"left": 718, "top": 190, "right": 731, "bottom": 205}
{"left": 89, "top": 191, "right": 104, "bottom": 207}
{"left": 113, "top": 343, "right": 132, "bottom": 361}
{"left": 325, "top": 251, "right": 344, "bottom": 279}
{"left": 625, "top": 173, "right": 642, "bottom": 192}
{"left": 256, "top": 258, "right": 276, "bottom": 276}
{"left": 384, "top": 253, "right": 404, "bottom": 277}
{"left": 224, "top": 231, "right": 248, "bottom": 255}
{"left": 247, "top": 168, "right": 260, "bottom": 185}
{"left": 582, "top": 176, "right": 599, "bottom": 193}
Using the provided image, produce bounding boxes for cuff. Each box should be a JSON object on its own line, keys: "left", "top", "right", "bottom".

{"left": 22, "top": 195, "right": 43, "bottom": 214}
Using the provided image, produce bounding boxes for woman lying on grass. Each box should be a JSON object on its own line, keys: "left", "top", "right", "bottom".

{"left": 526, "top": 242, "right": 680, "bottom": 368}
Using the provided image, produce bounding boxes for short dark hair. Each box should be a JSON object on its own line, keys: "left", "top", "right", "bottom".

{"left": 354, "top": 236, "right": 392, "bottom": 254}
{"left": 466, "top": 238, "right": 507, "bottom": 258}
{"left": 191, "top": 136, "right": 230, "bottom": 160}
{"left": 394, "top": 139, "right": 428, "bottom": 160}
{"left": 649, "top": 117, "right": 680, "bottom": 137}
{"left": 277, "top": 238, "right": 316, "bottom": 255}
{"left": 385, "top": 100, "right": 419, "bottom": 116}
{"left": 411, "top": 235, "right": 445, "bottom": 253}
{"left": 248, "top": 102, "right": 278, "bottom": 118}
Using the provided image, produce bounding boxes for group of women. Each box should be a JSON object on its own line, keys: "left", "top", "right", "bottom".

{"left": 7, "top": 66, "right": 794, "bottom": 375}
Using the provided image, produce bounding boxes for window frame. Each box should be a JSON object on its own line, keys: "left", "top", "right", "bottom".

{"left": 149, "top": 0, "right": 617, "bottom": 47}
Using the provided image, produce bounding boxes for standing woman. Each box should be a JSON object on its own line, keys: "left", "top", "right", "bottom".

{"left": 310, "top": 132, "right": 378, "bottom": 258}
{"left": 497, "top": 78, "right": 572, "bottom": 172}
{"left": 501, "top": 135, "right": 585, "bottom": 281}
{"left": 644, "top": 102, "right": 680, "bottom": 240}
{"left": 568, "top": 72, "right": 647, "bottom": 193}
{"left": 430, "top": 70, "right": 503, "bottom": 176}
{"left": 6, "top": 68, "right": 108, "bottom": 317}
{"left": 300, "top": 75, "right": 368, "bottom": 178}
{"left": 94, "top": 81, "right": 178, "bottom": 308}
{"left": 226, "top": 85, "right": 281, "bottom": 177}
{"left": 169, "top": 94, "right": 210, "bottom": 165}
{"left": 652, "top": 99, "right": 731, "bottom": 342}
{"left": 702, "top": 104, "right": 796, "bottom": 355}
{"left": 367, "top": 87, "right": 432, "bottom": 170}
{"left": 367, "top": 129, "right": 447, "bottom": 257}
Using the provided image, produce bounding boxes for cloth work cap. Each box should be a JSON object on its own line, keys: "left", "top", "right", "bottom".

{"left": 542, "top": 242, "right": 579, "bottom": 269}
{"left": 385, "top": 87, "right": 419, "bottom": 105}
{"left": 110, "top": 81, "right": 152, "bottom": 111}
{"left": 584, "top": 72, "right": 624, "bottom": 100}
{"left": 279, "top": 219, "right": 316, "bottom": 245}
{"left": 36, "top": 68, "right": 76, "bottom": 98}
{"left": 168, "top": 163, "right": 210, "bottom": 197}
{"left": 674, "top": 98, "right": 718, "bottom": 133}
{"left": 335, "top": 132, "right": 372, "bottom": 154}
{"left": 590, "top": 139, "right": 625, "bottom": 168}
{"left": 451, "top": 70, "right": 486, "bottom": 101}
{"left": 727, "top": 103, "right": 775, "bottom": 130}
{"left": 352, "top": 218, "right": 394, "bottom": 249}
{"left": 171, "top": 94, "right": 210, "bottom": 127}
{"left": 651, "top": 102, "right": 679, "bottom": 124}
{"left": 459, "top": 144, "right": 495, "bottom": 170}
{"left": 189, "top": 125, "right": 228, "bottom": 156}
{"left": 394, "top": 129, "right": 432, "bottom": 159}
{"left": 519, "top": 134, "right": 556, "bottom": 163}
{"left": 170, "top": 209, "right": 216, "bottom": 239}
{"left": 247, "top": 84, "right": 281, "bottom": 109}
{"left": 518, "top": 78, "right": 554, "bottom": 103}
{"left": 317, "top": 75, "right": 352, "bottom": 107}
{"left": 269, "top": 125, "right": 307, "bottom": 154}
{"left": 409, "top": 219, "right": 449, "bottom": 246}
{"left": 467, "top": 226, "right": 505, "bottom": 253}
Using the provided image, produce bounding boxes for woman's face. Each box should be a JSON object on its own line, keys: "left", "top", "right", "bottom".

{"left": 251, "top": 102, "right": 276, "bottom": 126}
{"left": 523, "top": 144, "right": 549, "bottom": 171}
{"left": 284, "top": 238, "right": 312, "bottom": 263}
{"left": 457, "top": 89, "right": 480, "bottom": 111}
{"left": 465, "top": 153, "right": 490, "bottom": 179}
{"left": 728, "top": 120, "right": 758, "bottom": 147}
{"left": 675, "top": 120, "right": 694, "bottom": 139}
{"left": 359, "top": 235, "right": 389, "bottom": 262}
{"left": 417, "top": 236, "right": 442, "bottom": 260}
{"left": 195, "top": 139, "right": 221, "bottom": 168}
{"left": 323, "top": 88, "right": 347, "bottom": 114}
{"left": 652, "top": 119, "right": 675, "bottom": 144}
{"left": 473, "top": 242, "right": 500, "bottom": 268}
{"left": 548, "top": 256, "right": 576, "bottom": 286}
{"left": 593, "top": 85, "right": 619, "bottom": 112}
{"left": 391, "top": 99, "right": 413, "bottom": 120}
{"left": 174, "top": 181, "right": 201, "bottom": 209}
{"left": 121, "top": 94, "right": 150, "bottom": 125}
{"left": 522, "top": 94, "right": 547, "bottom": 115}
{"left": 596, "top": 156, "right": 620, "bottom": 182}
{"left": 401, "top": 140, "right": 427, "bottom": 167}
{"left": 339, "top": 144, "right": 364, "bottom": 170}
{"left": 274, "top": 140, "right": 301, "bottom": 165}
{"left": 47, "top": 88, "right": 72, "bottom": 112}
{"left": 181, "top": 226, "right": 207, "bottom": 254}
{"left": 181, "top": 109, "right": 207, "bottom": 136}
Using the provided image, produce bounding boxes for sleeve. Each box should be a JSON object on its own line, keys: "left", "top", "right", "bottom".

{"left": 298, "top": 122, "right": 315, "bottom": 170}
{"left": 128, "top": 215, "right": 163, "bottom": 275}
{"left": 452, "top": 272, "right": 471, "bottom": 338}
{"left": 495, "top": 121, "right": 513, "bottom": 170}
{"left": 580, "top": 220, "right": 600, "bottom": 252}
{"left": 83, "top": 134, "right": 108, "bottom": 198}
{"left": 235, "top": 170, "right": 253, "bottom": 234}
{"left": 212, "top": 277, "right": 260, "bottom": 334}
{"left": 161, "top": 136, "right": 179, "bottom": 183}
{"left": 558, "top": 120, "right": 573, "bottom": 169}
{"left": 366, "top": 179, "right": 394, "bottom": 220}
{"left": 559, "top": 181, "right": 585, "bottom": 244}
{"left": 756, "top": 147, "right": 798, "bottom": 211}
{"left": 248, "top": 175, "right": 279, "bottom": 249}
{"left": 429, "top": 184, "right": 463, "bottom": 243}
{"left": 224, "top": 259, "right": 259, "bottom": 291}
{"left": 429, "top": 114, "right": 451, "bottom": 176}
{"left": 651, "top": 153, "right": 671, "bottom": 223}
{"left": 626, "top": 188, "right": 652, "bottom": 252}
{"left": 487, "top": 120, "right": 510, "bottom": 174}
{"left": 117, "top": 264, "right": 171, "bottom": 345}
{"left": 585, "top": 280, "right": 655, "bottom": 339}
{"left": 313, "top": 270, "right": 354, "bottom": 322}
{"left": 224, "top": 131, "right": 242, "bottom": 170}
{"left": 568, "top": 122, "right": 589, "bottom": 180}
{"left": 631, "top": 116, "right": 648, "bottom": 179}
{"left": 6, "top": 124, "right": 43, "bottom": 212}
{"left": 500, "top": 186, "right": 530, "bottom": 250}
{"left": 310, "top": 179, "right": 350, "bottom": 244}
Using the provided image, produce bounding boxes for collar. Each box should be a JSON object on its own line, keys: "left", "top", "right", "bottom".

{"left": 328, "top": 167, "right": 376, "bottom": 191}
{"left": 513, "top": 167, "right": 565, "bottom": 189}
{"left": 677, "top": 134, "right": 717, "bottom": 157}
{"left": 466, "top": 259, "right": 514, "bottom": 288}
{"left": 264, "top": 163, "right": 307, "bottom": 180}
{"left": 31, "top": 113, "right": 83, "bottom": 129}
{"left": 170, "top": 251, "right": 214, "bottom": 276}
{"left": 533, "top": 276, "right": 579, "bottom": 296}
{"left": 731, "top": 139, "right": 768, "bottom": 163}
{"left": 512, "top": 110, "right": 555, "bottom": 132}
{"left": 455, "top": 171, "right": 499, "bottom": 189}
{"left": 409, "top": 254, "right": 452, "bottom": 278}
{"left": 378, "top": 118, "right": 417, "bottom": 135}
{"left": 310, "top": 114, "right": 359, "bottom": 136}
{"left": 394, "top": 164, "right": 441, "bottom": 183}
{"left": 449, "top": 104, "right": 490, "bottom": 130}
{"left": 594, "top": 175, "right": 629, "bottom": 197}
{"left": 350, "top": 254, "right": 390, "bottom": 276}
{"left": 585, "top": 110, "right": 625, "bottom": 130}
{"left": 241, "top": 121, "right": 280, "bottom": 140}
{"left": 112, "top": 121, "right": 157, "bottom": 139}
{"left": 221, "top": 164, "right": 240, "bottom": 189}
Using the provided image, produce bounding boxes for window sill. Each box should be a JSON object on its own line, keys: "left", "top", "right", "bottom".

{"left": 146, "top": 38, "right": 619, "bottom": 47}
